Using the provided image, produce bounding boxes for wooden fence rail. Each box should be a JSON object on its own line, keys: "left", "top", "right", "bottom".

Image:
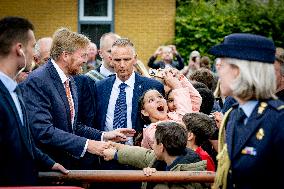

{"left": 39, "top": 170, "right": 215, "bottom": 183}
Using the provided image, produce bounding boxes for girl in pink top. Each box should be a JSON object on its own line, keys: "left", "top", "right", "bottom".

{"left": 140, "top": 69, "right": 202, "bottom": 149}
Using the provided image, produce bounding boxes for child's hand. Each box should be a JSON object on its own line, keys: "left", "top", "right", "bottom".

{"left": 103, "top": 147, "right": 117, "bottom": 161}
{"left": 164, "top": 70, "right": 182, "bottom": 89}
{"left": 143, "top": 167, "right": 157, "bottom": 176}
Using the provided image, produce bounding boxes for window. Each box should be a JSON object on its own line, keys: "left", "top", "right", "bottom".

{"left": 79, "top": 0, "right": 113, "bottom": 46}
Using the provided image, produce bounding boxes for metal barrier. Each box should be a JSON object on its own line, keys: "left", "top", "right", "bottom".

{"left": 39, "top": 170, "right": 215, "bottom": 183}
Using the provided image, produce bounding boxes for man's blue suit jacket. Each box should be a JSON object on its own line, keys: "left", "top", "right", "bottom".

{"left": 20, "top": 60, "right": 103, "bottom": 168}
{"left": 94, "top": 73, "right": 164, "bottom": 132}
{"left": 74, "top": 75, "right": 96, "bottom": 128}
{"left": 0, "top": 80, "right": 54, "bottom": 186}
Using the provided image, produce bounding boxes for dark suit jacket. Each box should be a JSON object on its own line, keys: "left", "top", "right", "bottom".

{"left": 74, "top": 75, "right": 96, "bottom": 128}
{"left": 94, "top": 73, "right": 164, "bottom": 132}
{"left": 0, "top": 81, "right": 54, "bottom": 186}
{"left": 20, "top": 60, "right": 103, "bottom": 168}
{"left": 225, "top": 100, "right": 284, "bottom": 189}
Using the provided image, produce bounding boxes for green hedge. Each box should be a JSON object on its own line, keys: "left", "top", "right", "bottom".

{"left": 175, "top": 0, "right": 284, "bottom": 62}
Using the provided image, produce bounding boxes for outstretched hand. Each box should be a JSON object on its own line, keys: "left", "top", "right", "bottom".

{"left": 103, "top": 128, "right": 136, "bottom": 142}
{"left": 115, "top": 128, "right": 136, "bottom": 137}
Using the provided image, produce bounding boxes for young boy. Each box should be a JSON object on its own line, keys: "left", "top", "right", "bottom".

{"left": 103, "top": 121, "right": 206, "bottom": 189}
{"left": 182, "top": 112, "right": 216, "bottom": 171}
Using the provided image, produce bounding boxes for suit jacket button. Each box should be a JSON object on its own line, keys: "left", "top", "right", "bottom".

{"left": 229, "top": 169, "right": 232, "bottom": 174}
{"left": 233, "top": 184, "right": 236, "bottom": 188}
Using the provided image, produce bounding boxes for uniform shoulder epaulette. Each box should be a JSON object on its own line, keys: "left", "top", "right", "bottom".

{"left": 277, "top": 105, "right": 284, "bottom": 110}
{"left": 266, "top": 99, "right": 284, "bottom": 111}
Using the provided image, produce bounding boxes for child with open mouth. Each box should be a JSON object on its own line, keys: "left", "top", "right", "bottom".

{"left": 139, "top": 68, "right": 202, "bottom": 149}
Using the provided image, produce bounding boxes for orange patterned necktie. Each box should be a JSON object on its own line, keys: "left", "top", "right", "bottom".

{"left": 64, "top": 80, "right": 74, "bottom": 124}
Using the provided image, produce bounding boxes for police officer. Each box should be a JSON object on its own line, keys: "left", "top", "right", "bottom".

{"left": 209, "top": 33, "right": 284, "bottom": 189}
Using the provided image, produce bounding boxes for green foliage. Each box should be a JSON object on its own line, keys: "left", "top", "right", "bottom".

{"left": 175, "top": 0, "right": 284, "bottom": 63}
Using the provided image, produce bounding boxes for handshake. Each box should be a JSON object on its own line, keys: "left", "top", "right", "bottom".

{"left": 101, "top": 141, "right": 126, "bottom": 161}
{"left": 101, "top": 142, "right": 158, "bottom": 177}
{"left": 87, "top": 128, "right": 136, "bottom": 157}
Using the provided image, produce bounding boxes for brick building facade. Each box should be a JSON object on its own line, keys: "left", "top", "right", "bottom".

{"left": 0, "top": 0, "right": 175, "bottom": 63}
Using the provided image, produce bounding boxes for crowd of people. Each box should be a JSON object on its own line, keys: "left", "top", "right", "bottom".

{"left": 0, "top": 16, "right": 284, "bottom": 189}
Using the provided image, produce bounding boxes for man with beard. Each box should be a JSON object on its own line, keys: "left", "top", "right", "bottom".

{"left": 20, "top": 28, "right": 135, "bottom": 169}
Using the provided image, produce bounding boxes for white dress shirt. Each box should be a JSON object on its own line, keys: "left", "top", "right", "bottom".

{"left": 100, "top": 62, "right": 115, "bottom": 77}
{"left": 105, "top": 72, "right": 135, "bottom": 144}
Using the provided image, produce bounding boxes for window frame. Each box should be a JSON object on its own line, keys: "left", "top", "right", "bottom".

{"left": 78, "top": 0, "right": 114, "bottom": 43}
{"left": 79, "top": 0, "right": 113, "bottom": 22}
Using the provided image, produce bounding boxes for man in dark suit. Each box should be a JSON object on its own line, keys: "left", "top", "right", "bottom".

{"left": 94, "top": 38, "right": 164, "bottom": 143}
{"left": 74, "top": 75, "right": 96, "bottom": 128}
{"left": 92, "top": 37, "right": 164, "bottom": 189}
{"left": 0, "top": 16, "right": 68, "bottom": 186}
{"left": 21, "top": 28, "right": 135, "bottom": 169}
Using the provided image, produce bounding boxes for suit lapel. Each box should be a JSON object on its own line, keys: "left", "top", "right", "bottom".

{"left": 46, "top": 61, "right": 72, "bottom": 129}
{"left": 0, "top": 81, "right": 34, "bottom": 157}
{"left": 232, "top": 102, "right": 263, "bottom": 159}
{"left": 0, "top": 81, "right": 23, "bottom": 128}
{"left": 98, "top": 77, "right": 115, "bottom": 130}
{"left": 17, "top": 90, "right": 34, "bottom": 158}
{"left": 131, "top": 73, "right": 143, "bottom": 130}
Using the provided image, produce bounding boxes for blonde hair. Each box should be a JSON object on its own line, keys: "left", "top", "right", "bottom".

{"left": 134, "top": 60, "right": 150, "bottom": 77}
{"left": 50, "top": 28, "right": 90, "bottom": 61}
{"left": 225, "top": 58, "right": 276, "bottom": 100}
{"left": 99, "top": 32, "right": 120, "bottom": 49}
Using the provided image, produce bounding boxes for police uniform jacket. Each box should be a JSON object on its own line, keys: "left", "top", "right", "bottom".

{"left": 226, "top": 99, "right": 284, "bottom": 189}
